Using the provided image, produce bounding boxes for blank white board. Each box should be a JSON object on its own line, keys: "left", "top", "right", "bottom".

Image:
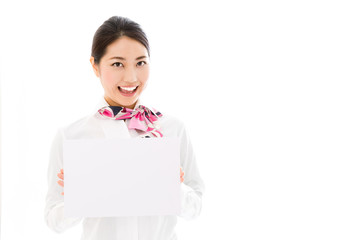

{"left": 63, "top": 137, "right": 181, "bottom": 217}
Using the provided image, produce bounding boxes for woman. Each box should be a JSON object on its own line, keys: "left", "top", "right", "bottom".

{"left": 44, "top": 16, "right": 205, "bottom": 240}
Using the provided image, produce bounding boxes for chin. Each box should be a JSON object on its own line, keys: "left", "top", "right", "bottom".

{"left": 116, "top": 98, "right": 139, "bottom": 109}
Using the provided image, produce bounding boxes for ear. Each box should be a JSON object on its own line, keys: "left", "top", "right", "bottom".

{"left": 90, "top": 56, "right": 100, "bottom": 77}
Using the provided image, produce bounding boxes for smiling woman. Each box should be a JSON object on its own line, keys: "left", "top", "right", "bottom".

{"left": 44, "top": 16, "right": 205, "bottom": 240}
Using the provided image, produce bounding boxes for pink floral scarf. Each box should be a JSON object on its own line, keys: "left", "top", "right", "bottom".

{"left": 98, "top": 105, "right": 163, "bottom": 138}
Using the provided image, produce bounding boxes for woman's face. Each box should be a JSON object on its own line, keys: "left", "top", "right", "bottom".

{"left": 90, "top": 36, "right": 150, "bottom": 109}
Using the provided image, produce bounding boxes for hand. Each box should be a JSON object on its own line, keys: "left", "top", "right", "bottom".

{"left": 57, "top": 168, "right": 64, "bottom": 195}
{"left": 180, "top": 167, "right": 184, "bottom": 183}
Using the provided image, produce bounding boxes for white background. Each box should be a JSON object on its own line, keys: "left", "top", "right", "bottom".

{"left": 0, "top": 0, "right": 360, "bottom": 239}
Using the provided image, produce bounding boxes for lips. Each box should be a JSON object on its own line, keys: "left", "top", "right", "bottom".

{"left": 118, "top": 86, "right": 138, "bottom": 96}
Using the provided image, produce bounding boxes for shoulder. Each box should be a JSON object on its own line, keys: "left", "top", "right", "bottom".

{"left": 146, "top": 102, "right": 189, "bottom": 137}
{"left": 159, "top": 112, "right": 184, "bottom": 126}
{"left": 60, "top": 113, "right": 100, "bottom": 139}
{"left": 157, "top": 112, "right": 188, "bottom": 137}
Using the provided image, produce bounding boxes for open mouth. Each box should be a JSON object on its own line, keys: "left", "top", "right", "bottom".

{"left": 118, "top": 86, "right": 138, "bottom": 96}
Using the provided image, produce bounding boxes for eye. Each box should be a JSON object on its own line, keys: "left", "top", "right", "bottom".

{"left": 112, "top": 62, "right": 123, "bottom": 67}
{"left": 137, "top": 61, "right": 147, "bottom": 67}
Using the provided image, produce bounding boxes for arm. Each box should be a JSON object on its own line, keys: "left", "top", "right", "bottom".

{"left": 177, "top": 123, "right": 205, "bottom": 221}
{"left": 44, "top": 129, "right": 82, "bottom": 233}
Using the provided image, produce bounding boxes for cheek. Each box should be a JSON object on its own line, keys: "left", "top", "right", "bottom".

{"left": 138, "top": 68, "right": 150, "bottom": 85}
{"left": 101, "top": 69, "right": 119, "bottom": 86}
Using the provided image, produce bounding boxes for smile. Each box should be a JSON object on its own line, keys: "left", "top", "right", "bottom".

{"left": 118, "top": 85, "right": 138, "bottom": 96}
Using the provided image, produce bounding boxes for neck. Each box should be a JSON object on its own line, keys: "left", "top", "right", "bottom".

{"left": 104, "top": 96, "right": 137, "bottom": 109}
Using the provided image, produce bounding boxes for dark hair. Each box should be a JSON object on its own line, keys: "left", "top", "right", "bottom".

{"left": 91, "top": 16, "right": 150, "bottom": 64}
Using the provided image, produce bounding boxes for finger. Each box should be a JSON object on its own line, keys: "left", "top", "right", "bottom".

{"left": 57, "top": 180, "right": 64, "bottom": 187}
{"left": 57, "top": 173, "right": 64, "bottom": 180}
{"left": 60, "top": 168, "right": 64, "bottom": 174}
{"left": 180, "top": 177, "right": 184, "bottom": 183}
{"left": 180, "top": 171, "right": 184, "bottom": 177}
{"left": 61, "top": 192, "right": 64, "bottom": 196}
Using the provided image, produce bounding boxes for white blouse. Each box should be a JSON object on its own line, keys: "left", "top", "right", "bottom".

{"left": 44, "top": 96, "right": 205, "bottom": 240}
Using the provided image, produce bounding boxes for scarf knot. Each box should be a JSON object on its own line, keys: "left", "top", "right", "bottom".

{"left": 98, "top": 105, "right": 163, "bottom": 138}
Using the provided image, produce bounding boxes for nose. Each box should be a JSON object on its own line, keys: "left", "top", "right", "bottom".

{"left": 123, "top": 66, "right": 137, "bottom": 84}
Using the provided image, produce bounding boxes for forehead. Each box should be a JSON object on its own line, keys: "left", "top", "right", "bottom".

{"left": 104, "top": 36, "right": 148, "bottom": 59}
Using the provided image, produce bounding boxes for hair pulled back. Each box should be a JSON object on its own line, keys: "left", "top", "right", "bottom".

{"left": 91, "top": 16, "right": 150, "bottom": 64}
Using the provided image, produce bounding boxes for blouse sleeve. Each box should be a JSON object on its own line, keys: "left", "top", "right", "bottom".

{"left": 177, "top": 122, "right": 206, "bottom": 220}
{"left": 44, "top": 129, "right": 82, "bottom": 233}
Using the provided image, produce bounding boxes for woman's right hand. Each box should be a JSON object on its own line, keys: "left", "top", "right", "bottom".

{"left": 57, "top": 168, "right": 64, "bottom": 195}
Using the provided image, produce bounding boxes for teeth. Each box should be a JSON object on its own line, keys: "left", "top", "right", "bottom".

{"left": 121, "top": 86, "right": 137, "bottom": 91}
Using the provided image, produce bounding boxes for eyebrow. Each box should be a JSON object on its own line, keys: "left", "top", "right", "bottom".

{"left": 109, "top": 56, "right": 147, "bottom": 61}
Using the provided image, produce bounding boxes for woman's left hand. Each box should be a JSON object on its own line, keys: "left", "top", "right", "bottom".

{"left": 180, "top": 167, "right": 184, "bottom": 183}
